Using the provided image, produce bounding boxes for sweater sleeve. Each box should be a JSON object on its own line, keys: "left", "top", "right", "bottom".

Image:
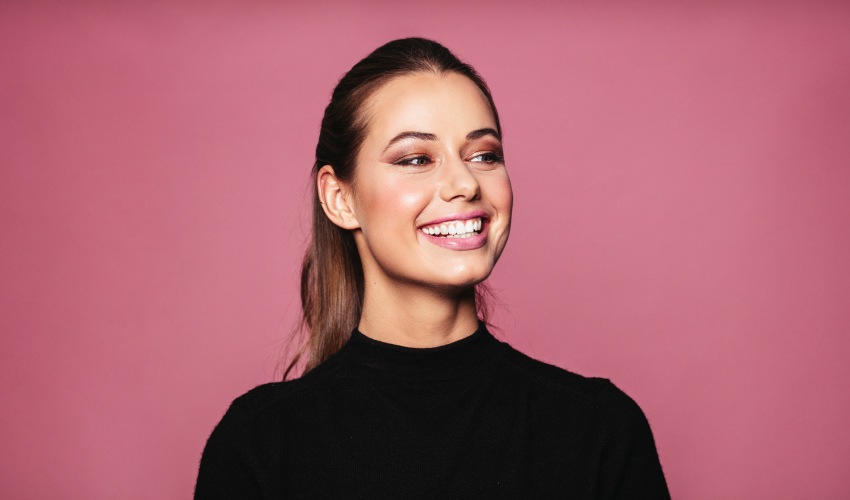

{"left": 595, "top": 382, "right": 670, "bottom": 499}
{"left": 194, "top": 401, "right": 263, "bottom": 499}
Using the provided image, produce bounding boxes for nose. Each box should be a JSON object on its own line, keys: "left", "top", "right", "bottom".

{"left": 438, "top": 155, "right": 480, "bottom": 202}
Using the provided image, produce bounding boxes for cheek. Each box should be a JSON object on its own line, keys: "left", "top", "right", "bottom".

{"left": 398, "top": 191, "right": 428, "bottom": 213}
{"left": 358, "top": 178, "right": 432, "bottom": 229}
{"left": 484, "top": 172, "right": 514, "bottom": 213}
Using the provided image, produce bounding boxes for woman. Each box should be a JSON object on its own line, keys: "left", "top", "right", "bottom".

{"left": 196, "top": 37, "right": 669, "bottom": 499}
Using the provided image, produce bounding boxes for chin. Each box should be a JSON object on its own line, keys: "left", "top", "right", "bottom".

{"left": 430, "top": 266, "right": 493, "bottom": 291}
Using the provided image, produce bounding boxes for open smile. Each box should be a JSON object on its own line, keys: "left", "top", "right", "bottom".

{"left": 418, "top": 211, "right": 490, "bottom": 250}
{"left": 420, "top": 217, "right": 484, "bottom": 238}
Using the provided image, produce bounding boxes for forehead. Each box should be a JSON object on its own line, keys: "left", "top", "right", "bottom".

{"left": 360, "top": 71, "right": 497, "bottom": 141}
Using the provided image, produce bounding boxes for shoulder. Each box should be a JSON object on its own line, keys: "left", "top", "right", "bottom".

{"left": 500, "top": 345, "right": 610, "bottom": 400}
{"left": 211, "top": 357, "right": 344, "bottom": 435}
{"left": 499, "top": 345, "right": 668, "bottom": 495}
{"left": 499, "top": 345, "right": 651, "bottom": 424}
{"left": 196, "top": 360, "right": 345, "bottom": 497}
{"left": 217, "top": 382, "right": 289, "bottom": 427}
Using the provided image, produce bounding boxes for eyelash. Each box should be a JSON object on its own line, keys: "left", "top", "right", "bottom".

{"left": 394, "top": 152, "right": 504, "bottom": 167}
{"left": 395, "top": 155, "right": 433, "bottom": 166}
{"left": 469, "top": 152, "right": 504, "bottom": 164}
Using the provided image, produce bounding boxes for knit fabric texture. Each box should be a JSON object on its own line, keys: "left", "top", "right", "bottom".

{"left": 195, "top": 324, "right": 669, "bottom": 499}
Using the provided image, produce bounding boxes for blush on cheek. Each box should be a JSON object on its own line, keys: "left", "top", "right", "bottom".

{"left": 485, "top": 176, "right": 513, "bottom": 209}
{"left": 399, "top": 191, "right": 428, "bottom": 209}
{"left": 359, "top": 181, "right": 429, "bottom": 233}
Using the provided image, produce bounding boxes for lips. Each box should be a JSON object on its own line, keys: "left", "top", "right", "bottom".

{"left": 418, "top": 211, "right": 489, "bottom": 250}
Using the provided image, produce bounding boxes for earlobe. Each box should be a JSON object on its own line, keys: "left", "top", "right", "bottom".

{"left": 317, "top": 165, "right": 360, "bottom": 230}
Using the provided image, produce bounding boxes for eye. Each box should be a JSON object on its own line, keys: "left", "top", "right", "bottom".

{"left": 468, "top": 152, "right": 504, "bottom": 164}
{"left": 394, "top": 155, "right": 432, "bottom": 166}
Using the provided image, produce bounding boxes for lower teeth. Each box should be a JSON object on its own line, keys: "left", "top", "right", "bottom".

{"left": 441, "top": 231, "right": 480, "bottom": 238}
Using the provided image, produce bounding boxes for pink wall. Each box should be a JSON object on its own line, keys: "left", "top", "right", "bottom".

{"left": 2, "top": 1, "right": 848, "bottom": 498}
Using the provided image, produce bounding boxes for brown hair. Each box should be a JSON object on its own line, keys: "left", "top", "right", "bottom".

{"left": 285, "top": 37, "right": 502, "bottom": 379}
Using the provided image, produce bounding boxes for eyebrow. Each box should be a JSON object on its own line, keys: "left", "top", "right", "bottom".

{"left": 466, "top": 128, "right": 501, "bottom": 141}
{"left": 383, "top": 131, "right": 437, "bottom": 152}
{"left": 382, "top": 128, "right": 501, "bottom": 153}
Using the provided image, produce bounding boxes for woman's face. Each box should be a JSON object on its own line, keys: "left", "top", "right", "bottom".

{"left": 346, "top": 71, "right": 513, "bottom": 292}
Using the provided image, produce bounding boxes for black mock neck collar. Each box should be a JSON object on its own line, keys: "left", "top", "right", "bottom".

{"left": 339, "top": 322, "right": 505, "bottom": 379}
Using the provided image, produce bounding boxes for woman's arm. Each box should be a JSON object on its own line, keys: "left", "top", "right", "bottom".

{"left": 595, "top": 383, "right": 670, "bottom": 499}
{"left": 194, "top": 403, "right": 263, "bottom": 499}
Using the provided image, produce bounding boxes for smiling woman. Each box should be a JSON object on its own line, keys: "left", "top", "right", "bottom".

{"left": 195, "top": 38, "right": 669, "bottom": 499}
{"left": 319, "top": 70, "right": 513, "bottom": 343}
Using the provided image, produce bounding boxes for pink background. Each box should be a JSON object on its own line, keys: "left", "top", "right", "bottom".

{"left": 2, "top": 1, "right": 849, "bottom": 498}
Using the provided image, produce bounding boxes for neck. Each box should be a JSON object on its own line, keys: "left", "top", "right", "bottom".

{"left": 358, "top": 281, "right": 479, "bottom": 348}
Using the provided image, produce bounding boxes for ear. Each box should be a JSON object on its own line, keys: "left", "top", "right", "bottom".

{"left": 317, "top": 165, "right": 360, "bottom": 230}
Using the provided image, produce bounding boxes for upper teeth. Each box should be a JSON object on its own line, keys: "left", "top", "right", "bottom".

{"left": 421, "top": 218, "right": 483, "bottom": 237}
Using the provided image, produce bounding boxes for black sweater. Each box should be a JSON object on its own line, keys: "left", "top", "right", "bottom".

{"left": 195, "top": 324, "right": 669, "bottom": 499}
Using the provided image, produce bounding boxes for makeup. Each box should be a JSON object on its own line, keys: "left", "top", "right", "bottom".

{"left": 418, "top": 211, "right": 489, "bottom": 250}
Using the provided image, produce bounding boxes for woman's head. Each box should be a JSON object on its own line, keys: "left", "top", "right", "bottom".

{"left": 292, "top": 38, "right": 510, "bottom": 377}
{"left": 314, "top": 37, "right": 502, "bottom": 186}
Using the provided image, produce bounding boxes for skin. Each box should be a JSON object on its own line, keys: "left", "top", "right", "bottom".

{"left": 318, "top": 71, "right": 513, "bottom": 347}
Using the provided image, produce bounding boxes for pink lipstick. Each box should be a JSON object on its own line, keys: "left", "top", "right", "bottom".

{"left": 419, "top": 210, "right": 488, "bottom": 227}
{"left": 418, "top": 211, "right": 489, "bottom": 250}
